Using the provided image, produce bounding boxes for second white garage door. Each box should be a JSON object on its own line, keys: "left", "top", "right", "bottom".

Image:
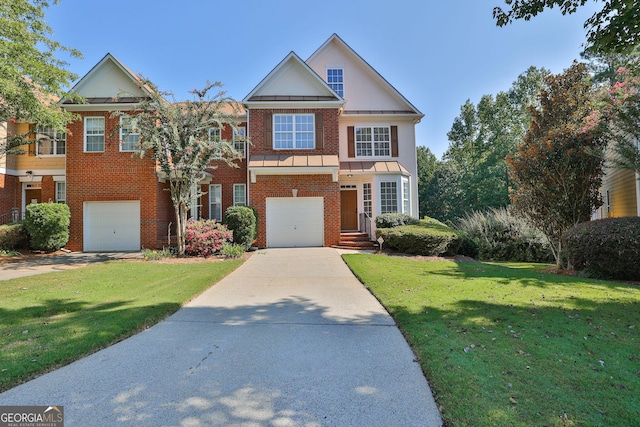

{"left": 84, "top": 201, "right": 141, "bottom": 252}
{"left": 266, "top": 197, "right": 324, "bottom": 248}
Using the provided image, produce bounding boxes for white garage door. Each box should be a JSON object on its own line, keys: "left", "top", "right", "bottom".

{"left": 84, "top": 201, "right": 141, "bottom": 252}
{"left": 266, "top": 197, "right": 324, "bottom": 248}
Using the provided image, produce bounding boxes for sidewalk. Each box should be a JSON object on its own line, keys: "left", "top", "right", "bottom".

{"left": 0, "top": 248, "right": 442, "bottom": 426}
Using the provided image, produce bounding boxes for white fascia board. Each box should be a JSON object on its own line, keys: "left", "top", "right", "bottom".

{"left": 62, "top": 103, "right": 139, "bottom": 112}
{"left": 249, "top": 166, "right": 339, "bottom": 183}
{"left": 243, "top": 101, "right": 344, "bottom": 109}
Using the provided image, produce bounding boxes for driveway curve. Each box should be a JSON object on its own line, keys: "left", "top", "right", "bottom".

{"left": 0, "top": 248, "right": 442, "bottom": 426}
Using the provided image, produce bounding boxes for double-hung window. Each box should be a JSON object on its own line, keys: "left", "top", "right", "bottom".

{"left": 356, "top": 126, "right": 390, "bottom": 157}
{"left": 233, "top": 184, "right": 246, "bottom": 206}
{"left": 327, "top": 68, "right": 344, "bottom": 97}
{"left": 120, "top": 116, "right": 140, "bottom": 152}
{"left": 84, "top": 117, "right": 105, "bottom": 152}
{"left": 402, "top": 178, "right": 410, "bottom": 214}
{"left": 36, "top": 127, "right": 66, "bottom": 156}
{"left": 209, "top": 127, "right": 222, "bottom": 156}
{"left": 233, "top": 126, "right": 246, "bottom": 158}
{"left": 380, "top": 181, "right": 398, "bottom": 214}
{"left": 209, "top": 184, "right": 222, "bottom": 221}
{"left": 363, "top": 183, "right": 372, "bottom": 217}
{"left": 55, "top": 182, "right": 66, "bottom": 204}
{"left": 274, "top": 114, "right": 314, "bottom": 149}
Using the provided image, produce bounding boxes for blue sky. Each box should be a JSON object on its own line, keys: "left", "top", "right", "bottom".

{"left": 45, "top": 0, "right": 600, "bottom": 158}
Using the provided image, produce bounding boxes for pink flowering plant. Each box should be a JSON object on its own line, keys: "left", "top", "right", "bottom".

{"left": 184, "top": 219, "right": 233, "bottom": 257}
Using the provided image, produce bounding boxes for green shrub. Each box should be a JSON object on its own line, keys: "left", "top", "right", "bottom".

{"left": 457, "top": 233, "right": 480, "bottom": 259}
{"left": 456, "top": 208, "right": 553, "bottom": 262}
{"left": 376, "top": 217, "right": 461, "bottom": 256}
{"left": 0, "top": 223, "right": 28, "bottom": 250}
{"left": 220, "top": 242, "right": 246, "bottom": 258}
{"left": 142, "top": 247, "right": 176, "bottom": 260}
{"left": 184, "top": 220, "right": 232, "bottom": 257}
{"left": 375, "top": 212, "right": 420, "bottom": 228}
{"left": 223, "top": 206, "right": 256, "bottom": 250}
{"left": 562, "top": 217, "right": 640, "bottom": 280}
{"left": 23, "top": 203, "right": 70, "bottom": 252}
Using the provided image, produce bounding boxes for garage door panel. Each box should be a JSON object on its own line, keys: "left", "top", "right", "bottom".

{"left": 84, "top": 201, "right": 141, "bottom": 252}
{"left": 266, "top": 197, "right": 324, "bottom": 248}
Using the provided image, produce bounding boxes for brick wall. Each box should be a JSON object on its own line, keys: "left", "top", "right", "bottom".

{"left": 65, "top": 111, "right": 165, "bottom": 251}
{"left": 251, "top": 174, "right": 340, "bottom": 247}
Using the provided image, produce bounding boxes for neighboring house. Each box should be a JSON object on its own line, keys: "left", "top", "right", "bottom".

{"left": 0, "top": 34, "right": 423, "bottom": 251}
{"left": 594, "top": 146, "right": 640, "bottom": 219}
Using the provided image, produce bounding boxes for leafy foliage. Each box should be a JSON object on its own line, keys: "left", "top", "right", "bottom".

{"left": 23, "top": 203, "right": 70, "bottom": 251}
{"left": 506, "top": 62, "right": 607, "bottom": 266}
{"left": 116, "top": 80, "right": 245, "bottom": 256}
{"left": 376, "top": 217, "right": 461, "bottom": 256}
{"left": 456, "top": 207, "right": 553, "bottom": 262}
{"left": 220, "top": 242, "right": 246, "bottom": 259}
{"left": 374, "top": 212, "right": 419, "bottom": 228}
{"left": 494, "top": 0, "right": 640, "bottom": 54}
{"left": 184, "top": 220, "right": 232, "bottom": 257}
{"left": 222, "top": 205, "right": 256, "bottom": 250}
{"left": 0, "top": 0, "right": 82, "bottom": 156}
{"left": 563, "top": 217, "right": 640, "bottom": 280}
{"left": 419, "top": 161, "right": 465, "bottom": 222}
{"left": 0, "top": 223, "right": 28, "bottom": 250}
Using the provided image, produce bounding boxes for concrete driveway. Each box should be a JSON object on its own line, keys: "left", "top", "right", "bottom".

{"left": 0, "top": 248, "right": 442, "bottom": 426}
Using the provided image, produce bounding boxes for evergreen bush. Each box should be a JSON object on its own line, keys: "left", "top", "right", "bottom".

{"left": 23, "top": 203, "right": 70, "bottom": 251}
{"left": 562, "top": 217, "right": 640, "bottom": 280}
{"left": 375, "top": 212, "right": 420, "bottom": 228}
{"left": 0, "top": 223, "right": 28, "bottom": 250}
{"left": 376, "top": 216, "right": 461, "bottom": 256}
{"left": 456, "top": 208, "right": 553, "bottom": 262}
{"left": 184, "top": 220, "right": 232, "bottom": 257}
{"left": 223, "top": 205, "right": 257, "bottom": 250}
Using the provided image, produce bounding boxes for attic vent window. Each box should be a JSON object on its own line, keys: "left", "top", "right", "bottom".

{"left": 327, "top": 68, "right": 343, "bottom": 97}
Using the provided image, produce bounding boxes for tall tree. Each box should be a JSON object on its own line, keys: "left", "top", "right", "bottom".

{"left": 506, "top": 62, "right": 607, "bottom": 267}
{"left": 416, "top": 145, "right": 438, "bottom": 218}
{"left": 119, "top": 80, "right": 245, "bottom": 256}
{"left": 494, "top": 0, "right": 640, "bottom": 54}
{"left": 420, "top": 161, "right": 465, "bottom": 223}
{"left": 0, "top": 0, "right": 81, "bottom": 151}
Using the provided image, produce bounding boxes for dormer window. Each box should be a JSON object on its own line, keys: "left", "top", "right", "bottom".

{"left": 327, "top": 68, "right": 343, "bottom": 97}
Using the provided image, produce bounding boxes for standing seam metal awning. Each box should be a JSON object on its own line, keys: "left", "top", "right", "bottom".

{"left": 339, "top": 161, "right": 410, "bottom": 175}
{"left": 248, "top": 154, "right": 339, "bottom": 182}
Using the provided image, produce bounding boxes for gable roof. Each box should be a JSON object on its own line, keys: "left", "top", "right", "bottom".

{"left": 243, "top": 51, "right": 343, "bottom": 108}
{"left": 307, "top": 34, "right": 423, "bottom": 119}
{"left": 61, "top": 53, "right": 154, "bottom": 110}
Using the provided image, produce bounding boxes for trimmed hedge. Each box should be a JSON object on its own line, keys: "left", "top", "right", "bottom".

{"left": 184, "top": 220, "right": 233, "bottom": 257}
{"left": 23, "top": 203, "right": 70, "bottom": 251}
{"left": 376, "top": 216, "right": 461, "bottom": 256}
{"left": 223, "top": 205, "right": 257, "bottom": 250}
{"left": 0, "top": 223, "right": 28, "bottom": 250}
{"left": 562, "top": 217, "right": 640, "bottom": 280}
{"left": 375, "top": 212, "right": 420, "bottom": 228}
{"left": 456, "top": 208, "right": 553, "bottom": 262}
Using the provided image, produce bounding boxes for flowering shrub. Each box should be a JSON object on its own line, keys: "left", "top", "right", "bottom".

{"left": 184, "top": 220, "right": 233, "bottom": 257}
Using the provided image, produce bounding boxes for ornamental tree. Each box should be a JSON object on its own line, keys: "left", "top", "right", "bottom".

{"left": 0, "top": 0, "right": 82, "bottom": 156}
{"left": 117, "top": 79, "right": 245, "bottom": 256}
{"left": 506, "top": 62, "right": 607, "bottom": 267}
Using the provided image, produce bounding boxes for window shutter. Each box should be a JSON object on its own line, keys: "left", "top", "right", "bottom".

{"left": 391, "top": 125, "right": 398, "bottom": 157}
{"left": 315, "top": 113, "right": 323, "bottom": 150}
{"left": 264, "top": 113, "right": 272, "bottom": 150}
{"left": 347, "top": 126, "right": 355, "bottom": 158}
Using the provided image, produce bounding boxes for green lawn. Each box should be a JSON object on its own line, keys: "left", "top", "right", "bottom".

{"left": 343, "top": 254, "right": 640, "bottom": 427}
{"left": 0, "top": 259, "right": 242, "bottom": 392}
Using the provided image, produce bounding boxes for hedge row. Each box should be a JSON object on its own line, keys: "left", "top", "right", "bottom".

{"left": 376, "top": 216, "right": 461, "bottom": 256}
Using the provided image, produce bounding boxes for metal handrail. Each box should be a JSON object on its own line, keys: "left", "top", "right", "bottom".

{"left": 0, "top": 209, "right": 23, "bottom": 225}
{"left": 359, "top": 212, "right": 374, "bottom": 241}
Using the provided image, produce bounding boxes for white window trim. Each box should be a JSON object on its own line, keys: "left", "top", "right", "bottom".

{"left": 209, "top": 184, "right": 222, "bottom": 221}
{"left": 355, "top": 124, "right": 391, "bottom": 158}
{"left": 327, "top": 67, "right": 344, "bottom": 97}
{"left": 233, "top": 126, "right": 246, "bottom": 158}
{"left": 233, "top": 183, "right": 246, "bottom": 206}
{"left": 120, "top": 115, "right": 140, "bottom": 152}
{"left": 84, "top": 116, "right": 105, "bottom": 152}
{"left": 402, "top": 177, "right": 410, "bottom": 214}
{"left": 55, "top": 181, "right": 66, "bottom": 204}
{"left": 36, "top": 127, "right": 66, "bottom": 156}
{"left": 273, "top": 114, "right": 315, "bottom": 150}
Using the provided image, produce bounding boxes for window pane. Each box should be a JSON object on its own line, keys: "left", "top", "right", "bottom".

{"left": 234, "top": 184, "right": 246, "bottom": 206}
{"left": 380, "top": 182, "right": 398, "bottom": 214}
{"left": 121, "top": 116, "right": 140, "bottom": 151}
{"left": 209, "top": 185, "right": 222, "bottom": 221}
{"left": 273, "top": 114, "right": 314, "bottom": 149}
{"left": 56, "top": 182, "right": 66, "bottom": 203}
{"left": 363, "top": 183, "right": 372, "bottom": 217}
{"left": 85, "top": 117, "right": 104, "bottom": 152}
{"left": 233, "top": 127, "right": 246, "bottom": 157}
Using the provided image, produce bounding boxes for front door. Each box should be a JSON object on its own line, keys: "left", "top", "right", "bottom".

{"left": 25, "top": 189, "right": 42, "bottom": 205}
{"left": 341, "top": 190, "right": 358, "bottom": 231}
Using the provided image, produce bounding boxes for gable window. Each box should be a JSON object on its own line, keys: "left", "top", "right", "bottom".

{"left": 209, "top": 184, "right": 222, "bottom": 221}
{"left": 380, "top": 181, "right": 398, "bottom": 214}
{"left": 120, "top": 116, "right": 140, "bottom": 152}
{"left": 233, "top": 184, "right": 246, "bottom": 206}
{"left": 327, "top": 68, "right": 344, "bottom": 97}
{"left": 84, "top": 117, "right": 105, "bottom": 152}
{"left": 233, "top": 126, "right": 246, "bottom": 158}
{"left": 55, "top": 182, "right": 66, "bottom": 204}
{"left": 355, "top": 126, "right": 390, "bottom": 157}
{"left": 274, "top": 114, "right": 314, "bottom": 149}
{"left": 36, "top": 127, "right": 66, "bottom": 156}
